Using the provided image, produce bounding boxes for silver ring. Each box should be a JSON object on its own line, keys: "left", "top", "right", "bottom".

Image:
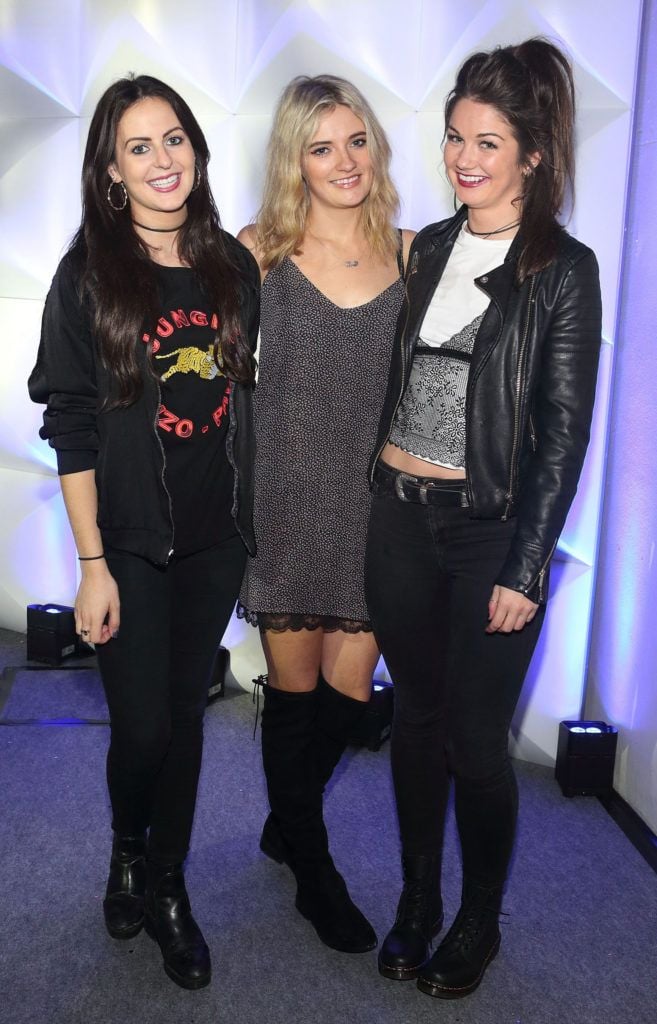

{"left": 80, "top": 629, "right": 90, "bottom": 637}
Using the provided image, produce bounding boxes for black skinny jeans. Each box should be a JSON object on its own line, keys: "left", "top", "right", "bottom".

{"left": 96, "top": 534, "right": 245, "bottom": 864}
{"left": 365, "top": 474, "right": 545, "bottom": 888}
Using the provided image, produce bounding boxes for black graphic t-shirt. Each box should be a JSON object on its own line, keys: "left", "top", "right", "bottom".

{"left": 146, "top": 265, "right": 236, "bottom": 556}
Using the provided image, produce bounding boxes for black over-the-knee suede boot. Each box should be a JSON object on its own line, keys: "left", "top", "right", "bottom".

{"left": 260, "top": 674, "right": 368, "bottom": 862}
{"left": 260, "top": 682, "right": 376, "bottom": 953}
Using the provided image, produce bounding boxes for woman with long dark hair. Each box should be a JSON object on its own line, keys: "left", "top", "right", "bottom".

{"left": 238, "top": 75, "right": 413, "bottom": 954}
{"left": 29, "top": 75, "right": 259, "bottom": 990}
{"left": 366, "top": 39, "right": 601, "bottom": 999}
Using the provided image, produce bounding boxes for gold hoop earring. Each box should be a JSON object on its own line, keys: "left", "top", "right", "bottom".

{"left": 107, "top": 180, "right": 128, "bottom": 210}
{"left": 191, "top": 164, "right": 201, "bottom": 192}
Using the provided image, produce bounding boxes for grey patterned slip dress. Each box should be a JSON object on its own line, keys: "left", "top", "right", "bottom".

{"left": 239, "top": 254, "right": 404, "bottom": 632}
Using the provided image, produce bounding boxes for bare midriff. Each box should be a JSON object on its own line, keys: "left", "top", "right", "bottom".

{"left": 381, "top": 441, "right": 466, "bottom": 480}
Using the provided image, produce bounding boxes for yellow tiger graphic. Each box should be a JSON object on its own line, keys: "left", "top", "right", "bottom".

{"left": 155, "top": 345, "right": 223, "bottom": 381}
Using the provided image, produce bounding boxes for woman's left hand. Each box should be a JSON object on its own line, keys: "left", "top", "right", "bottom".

{"left": 486, "top": 585, "right": 539, "bottom": 634}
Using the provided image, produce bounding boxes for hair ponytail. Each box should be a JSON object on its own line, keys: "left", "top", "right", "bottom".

{"left": 444, "top": 38, "right": 576, "bottom": 283}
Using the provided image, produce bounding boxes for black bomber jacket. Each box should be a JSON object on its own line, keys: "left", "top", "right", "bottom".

{"left": 369, "top": 207, "right": 602, "bottom": 603}
{"left": 28, "top": 232, "right": 260, "bottom": 564}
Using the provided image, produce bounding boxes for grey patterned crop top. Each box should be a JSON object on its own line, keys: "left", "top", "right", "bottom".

{"left": 389, "top": 312, "right": 484, "bottom": 468}
{"left": 389, "top": 224, "right": 512, "bottom": 470}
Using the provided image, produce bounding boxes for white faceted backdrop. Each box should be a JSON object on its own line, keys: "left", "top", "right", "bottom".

{"left": 0, "top": 0, "right": 643, "bottom": 763}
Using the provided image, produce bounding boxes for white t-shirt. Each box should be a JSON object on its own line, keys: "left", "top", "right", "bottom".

{"left": 420, "top": 224, "right": 512, "bottom": 348}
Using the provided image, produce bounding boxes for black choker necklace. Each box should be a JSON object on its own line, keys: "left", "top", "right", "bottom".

{"left": 132, "top": 220, "right": 186, "bottom": 233}
{"left": 466, "top": 219, "right": 520, "bottom": 238}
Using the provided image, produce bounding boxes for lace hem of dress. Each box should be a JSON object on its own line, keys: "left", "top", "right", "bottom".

{"left": 236, "top": 603, "right": 373, "bottom": 634}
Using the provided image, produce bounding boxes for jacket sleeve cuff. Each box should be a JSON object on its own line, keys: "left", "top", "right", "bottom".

{"left": 56, "top": 449, "right": 97, "bottom": 475}
{"left": 495, "top": 548, "right": 553, "bottom": 605}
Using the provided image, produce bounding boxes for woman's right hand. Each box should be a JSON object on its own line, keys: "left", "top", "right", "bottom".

{"left": 75, "top": 560, "right": 120, "bottom": 645}
{"left": 59, "top": 471, "right": 119, "bottom": 644}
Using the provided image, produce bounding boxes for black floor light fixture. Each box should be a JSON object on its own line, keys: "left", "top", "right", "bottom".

{"left": 26, "top": 603, "right": 78, "bottom": 665}
{"left": 555, "top": 719, "right": 618, "bottom": 797}
{"left": 207, "top": 645, "right": 237, "bottom": 703}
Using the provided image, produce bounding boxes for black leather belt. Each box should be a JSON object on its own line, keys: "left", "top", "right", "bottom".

{"left": 374, "top": 461, "right": 469, "bottom": 507}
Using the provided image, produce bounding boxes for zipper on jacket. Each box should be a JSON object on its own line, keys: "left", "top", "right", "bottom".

{"left": 464, "top": 296, "right": 505, "bottom": 509}
{"left": 526, "top": 538, "right": 558, "bottom": 603}
{"left": 153, "top": 379, "right": 175, "bottom": 563}
{"left": 225, "top": 381, "right": 245, "bottom": 545}
{"left": 504, "top": 277, "right": 536, "bottom": 519}
{"left": 528, "top": 412, "right": 537, "bottom": 452}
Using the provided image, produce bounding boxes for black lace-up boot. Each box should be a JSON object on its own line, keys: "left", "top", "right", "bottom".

{"left": 144, "top": 862, "right": 211, "bottom": 990}
{"left": 103, "top": 833, "right": 147, "bottom": 939}
{"left": 416, "top": 879, "right": 502, "bottom": 999}
{"left": 378, "top": 854, "right": 443, "bottom": 979}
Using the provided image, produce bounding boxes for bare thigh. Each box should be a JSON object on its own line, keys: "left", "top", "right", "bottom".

{"left": 321, "top": 630, "right": 379, "bottom": 701}
{"left": 261, "top": 628, "right": 379, "bottom": 701}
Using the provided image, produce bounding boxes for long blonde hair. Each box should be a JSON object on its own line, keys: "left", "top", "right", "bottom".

{"left": 256, "top": 75, "right": 400, "bottom": 269}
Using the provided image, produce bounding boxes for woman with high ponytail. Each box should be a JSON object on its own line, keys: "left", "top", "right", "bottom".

{"left": 366, "top": 39, "right": 601, "bottom": 999}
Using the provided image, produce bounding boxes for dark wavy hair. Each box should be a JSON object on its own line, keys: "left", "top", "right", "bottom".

{"left": 70, "top": 74, "right": 254, "bottom": 405}
{"left": 444, "top": 38, "right": 576, "bottom": 283}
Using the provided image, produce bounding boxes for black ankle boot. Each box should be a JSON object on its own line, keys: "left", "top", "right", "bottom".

{"left": 378, "top": 854, "right": 443, "bottom": 980}
{"left": 260, "top": 683, "right": 376, "bottom": 953}
{"left": 103, "top": 833, "right": 147, "bottom": 940}
{"left": 144, "top": 863, "right": 211, "bottom": 990}
{"left": 416, "top": 880, "right": 502, "bottom": 999}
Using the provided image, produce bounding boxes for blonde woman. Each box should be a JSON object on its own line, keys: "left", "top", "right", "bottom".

{"left": 238, "top": 75, "right": 413, "bottom": 953}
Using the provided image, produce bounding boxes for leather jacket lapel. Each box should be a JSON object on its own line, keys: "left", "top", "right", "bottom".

{"left": 470, "top": 260, "right": 518, "bottom": 378}
{"left": 405, "top": 243, "right": 452, "bottom": 343}
{"left": 405, "top": 209, "right": 467, "bottom": 349}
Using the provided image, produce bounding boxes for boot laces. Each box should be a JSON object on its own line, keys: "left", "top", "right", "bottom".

{"left": 251, "top": 673, "right": 268, "bottom": 739}
{"left": 397, "top": 877, "right": 435, "bottom": 925}
{"left": 444, "top": 897, "right": 501, "bottom": 954}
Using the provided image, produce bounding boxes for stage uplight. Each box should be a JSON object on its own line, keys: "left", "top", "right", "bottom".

{"left": 26, "top": 603, "right": 78, "bottom": 665}
{"left": 555, "top": 720, "right": 618, "bottom": 797}
{"left": 207, "top": 646, "right": 236, "bottom": 703}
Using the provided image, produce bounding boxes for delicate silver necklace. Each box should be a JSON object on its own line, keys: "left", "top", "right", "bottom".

{"left": 466, "top": 218, "right": 520, "bottom": 239}
{"left": 308, "top": 231, "right": 364, "bottom": 268}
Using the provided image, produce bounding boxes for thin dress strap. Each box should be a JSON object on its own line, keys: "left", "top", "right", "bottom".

{"left": 396, "top": 227, "right": 404, "bottom": 277}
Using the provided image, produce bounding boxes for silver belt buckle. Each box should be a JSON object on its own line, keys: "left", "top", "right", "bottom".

{"left": 418, "top": 483, "right": 429, "bottom": 505}
{"left": 394, "top": 471, "right": 413, "bottom": 502}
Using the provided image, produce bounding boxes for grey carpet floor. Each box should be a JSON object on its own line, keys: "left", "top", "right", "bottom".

{"left": 0, "top": 628, "right": 655, "bottom": 1024}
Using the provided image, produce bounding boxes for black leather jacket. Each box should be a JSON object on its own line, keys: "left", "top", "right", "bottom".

{"left": 369, "top": 207, "right": 602, "bottom": 603}
{"left": 29, "top": 233, "right": 260, "bottom": 563}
